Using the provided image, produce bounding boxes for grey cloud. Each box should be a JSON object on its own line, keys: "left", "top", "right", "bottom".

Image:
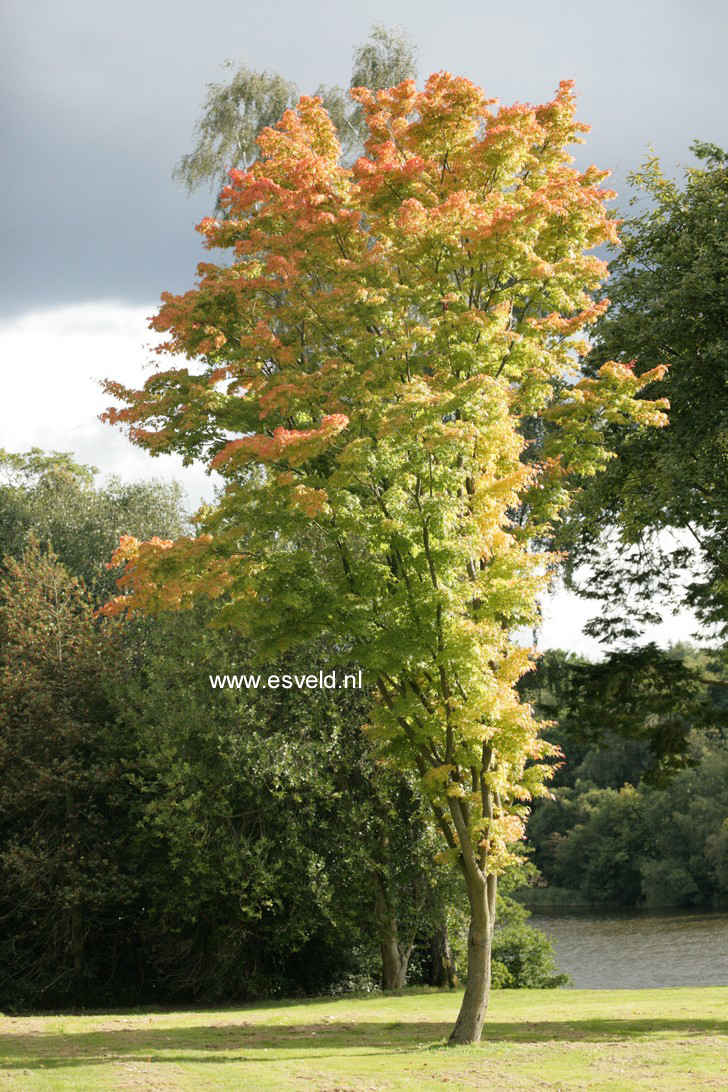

{"left": 2, "top": 0, "right": 727, "bottom": 318}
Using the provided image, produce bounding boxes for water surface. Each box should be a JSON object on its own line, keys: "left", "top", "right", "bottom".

{"left": 529, "top": 910, "right": 728, "bottom": 989}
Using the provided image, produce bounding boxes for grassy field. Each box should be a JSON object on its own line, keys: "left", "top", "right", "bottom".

{"left": 1, "top": 987, "right": 726, "bottom": 1090}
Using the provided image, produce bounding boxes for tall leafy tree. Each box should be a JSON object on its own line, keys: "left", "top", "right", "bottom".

{"left": 0, "top": 543, "right": 135, "bottom": 1007}
{"left": 103, "top": 75, "right": 665, "bottom": 1041}
{"left": 563, "top": 143, "right": 728, "bottom": 640}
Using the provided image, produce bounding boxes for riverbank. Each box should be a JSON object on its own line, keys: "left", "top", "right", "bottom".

{"left": 2, "top": 987, "right": 726, "bottom": 1089}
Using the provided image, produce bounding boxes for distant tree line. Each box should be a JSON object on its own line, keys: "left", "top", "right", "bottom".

{"left": 519, "top": 648, "right": 728, "bottom": 908}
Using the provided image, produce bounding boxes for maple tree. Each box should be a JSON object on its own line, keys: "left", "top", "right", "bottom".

{"left": 103, "top": 73, "right": 666, "bottom": 1042}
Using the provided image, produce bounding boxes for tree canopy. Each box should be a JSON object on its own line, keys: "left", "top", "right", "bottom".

{"left": 564, "top": 142, "right": 728, "bottom": 641}
{"left": 103, "top": 73, "right": 666, "bottom": 1042}
{"left": 0, "top": 448, "right": 188, "bottom": 599}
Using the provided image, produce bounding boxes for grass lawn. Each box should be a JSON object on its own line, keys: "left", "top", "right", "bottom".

{"left": 1, "top": 987, "right": 726, "bottom": 1090}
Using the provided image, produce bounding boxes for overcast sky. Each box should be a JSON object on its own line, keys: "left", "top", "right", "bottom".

{"left": 4, "top": 0, "right": 728, "bottom": 313}
{"left": 2, "top": 0, "right": 724, "bottom": 653}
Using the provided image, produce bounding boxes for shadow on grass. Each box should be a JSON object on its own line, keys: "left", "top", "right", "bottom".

{"left": 2, "top": 1015, "right": 727, "bottom": 1071}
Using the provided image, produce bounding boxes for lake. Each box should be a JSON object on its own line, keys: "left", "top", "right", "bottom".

{"left": 529, "top": 910, "right": 728, "bottom": 989}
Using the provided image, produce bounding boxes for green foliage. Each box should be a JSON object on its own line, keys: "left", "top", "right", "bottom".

{"left": 0, "top": 449, "right": 188, "bottom": 600}
{"left": 549, "top": 786, "right": 648, "bottom": 905}
{"left": 565, "top": 142, "right": 728, "bottom": 640}
{"left": 491, "top": 865, "right": 570, "bottom": 988}
{"left": 0, "top": 543, "right": 138, "bottom": 1007}
{"left": 522, "top": 644, "right": 718, "bottom": 786}
{"left": 523, "top": 706, "right": 728, "bottom": 909}
{"left": 491, "top": 915, "right": 570, "bottom": 989}
{"left": 640, "top": 729, "right": 728, "bottom": 907}
{"left": 350, "top": 24, "right": 417, "bottom": 90}
{"left": 0, "top": 535, "right": 463, "bottom": 1005}
{"left": 0, "top": 546, "right": 454, "bottom": 1007}
{"left": 120, "top": 609, "right": 449, "bottom": 1000}
{"left": 521, "top": 645, "right": 728, "bottom": 908}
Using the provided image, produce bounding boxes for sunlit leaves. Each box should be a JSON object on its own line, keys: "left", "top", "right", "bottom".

{"left": 103, "top": 73, "right": 666, "bottom": 880}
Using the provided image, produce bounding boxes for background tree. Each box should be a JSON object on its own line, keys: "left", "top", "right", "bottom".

{"left": 522, "top": 644, "right": 718, "bottom": 786}
{"left": 173, "top": 23, "right": 417, "bottom": 206}
{"left": 103, "top": 74, "right": 665, "bottom": 1042}
{"left": 0, "top": 543, "right": 136, "bottom": 1007}
{"left": 0, "top": 458, "right": 463, "bottom": 1006}
{"left": 172, "top": 67, "right": 299, "bottom": 204}
{"left": 122, "top": 610, "right": 451, "bottom": 998}
{"left": 520, "top": 646, "right": 728, "bottom": 909}
{"left": 0, "top": 449, "right": 187, "bottom": 601}
{"left": 563, "top": 142, "right": 728, "bottom": 641}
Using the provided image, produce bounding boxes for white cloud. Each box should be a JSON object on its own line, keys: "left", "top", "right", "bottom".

{"left": 0, "top": 301, "right": 218, "bottom": 509}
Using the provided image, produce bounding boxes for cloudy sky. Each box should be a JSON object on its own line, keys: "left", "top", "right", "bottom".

{"left": 2, "top": 0, "right": 726, "bottom": 653}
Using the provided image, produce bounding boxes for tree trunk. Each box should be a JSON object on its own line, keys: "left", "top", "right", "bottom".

{"left": 380, "top": 930, "right": 409, "bottom": 990}
{"left": 449, "top": 870, "right": 497, "bottom": 1044}
{"left": 374, "top": 883, "right": 410, "bottom": 990}
{"left": 430, "top": 920, "right": 458, "bottom": 988}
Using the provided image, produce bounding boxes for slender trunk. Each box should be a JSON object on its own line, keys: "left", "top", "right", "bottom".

{"left": 374, "top": 883, "right": 410, "bottom": 990}
{"left": 430, "top": 920, "right": 458, "bottom": 988}
{"left": 449, "top": 871, "right": 497, "bottom": 1044}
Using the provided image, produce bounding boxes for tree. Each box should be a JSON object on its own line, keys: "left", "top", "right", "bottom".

{"left": 521, "top": 646, "right": 728, "bottom": 909}
{"left": 122, "top": 610, "right": 448, "bottom": 999}
{"left": 121, "top": 613, "right": 376, "bottom": 999}
{"left": 173, "top": 23, "right": 417, "bottom": 205}
{"left": 0, "top": 543, "right": 135, "bottom": 1007}
{"left": 640, "top": 728, "right": 728, "bottom": 907}
{"left": 522, "top": 644, "right": 718, "bottom": 787}
{"left": 103, "top": 75, "right": 666, "bottom": 1042}
{"left": 0, "top": 448, "right": 188, "bottom": 601}
{"left": 173, "top": 66, "right": 300, "bottom": 204}
{"left": 523, "top": 728, "right": 728, "bottom": 909}
{"left": 563, "top": 143, "right": 728, "bottom": 641}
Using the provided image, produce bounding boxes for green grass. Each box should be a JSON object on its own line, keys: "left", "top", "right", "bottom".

{"left": 1, "top": 987, "right": 726, "bottom": 1090}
